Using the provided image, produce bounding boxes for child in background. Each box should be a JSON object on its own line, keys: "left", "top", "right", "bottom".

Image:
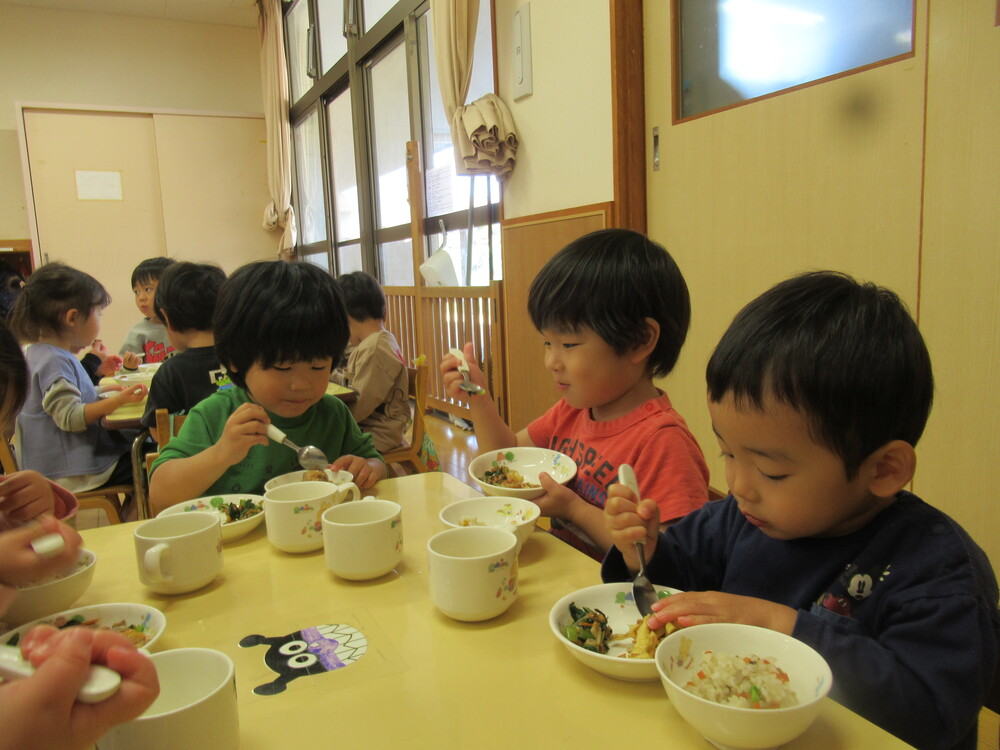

{"left": 441, "top": 229, "right": 709, "bottom": 559}
{"left": 603, "top": 271, "right": 1000, "bottom": 750}
{"left": 119, "top": 257, "right": 176, "bottom": 369}
{"left": 140, "top": 262, "right": 227, "bottom": 428}
{"left": 10, "top": 264, "right": 146, "bottom": 493}
{"left": 334, "top": 271, "right": 409, "bottom": 453}
{"left": 149, "top": 261, "right": 386, "bottom": 512}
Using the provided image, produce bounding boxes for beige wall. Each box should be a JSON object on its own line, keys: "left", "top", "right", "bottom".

{"left": 493, "top": 0, "right": 614, "bottom": 219}
{"left": 0, "top": 4, "right": 262, "bottom": 239}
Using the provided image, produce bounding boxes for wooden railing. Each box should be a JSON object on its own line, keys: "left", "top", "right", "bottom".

{"left": 384, "top": 282, "right": 504, "bottom": 422}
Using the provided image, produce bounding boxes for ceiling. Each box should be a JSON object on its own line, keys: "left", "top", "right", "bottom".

{"left": 0, "top": 0, "right": 257, "bottom": 28}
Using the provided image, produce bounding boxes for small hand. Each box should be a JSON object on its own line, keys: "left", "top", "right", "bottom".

{"left": 440, "top": 342, "right": 487, "bottom": 400}
{"left": 121, "top": 352, "right": 142, "bottom": 370}
{"left": 645, "top": 591, "right": 797, "bottom": 635}
{"left": 214, "top": 403, "right": 270, "bottom": 467}
{"left": 604, "top": 483, "right": 659, "bottom": 570}
{"left": 0, "top": 471, "right": 59, "bottom": 522}
{"left": 111, "top": 384, "right": 147, "bottom": 406}
{"left": 531, "top": 472, "right": 580, "bottom": 521}
{"left": 0, "top": 517, "right": 82, "bottom": 587}
{"left": 95, "top": 355, "right": 123, "bottom": 378}
{"left": 329, "top": 455, "right": 382, "bottom": 489}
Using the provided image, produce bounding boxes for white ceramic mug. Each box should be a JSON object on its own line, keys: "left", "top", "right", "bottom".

{"left": 427, "top": 526, "right": 519, "bottom": 622}
{"left": 323, "top": 498, "right": 402, "bottom": 580}
{"left": 133, "top": 512, "right": 223, "bottom": 594}
{"left": 96, "top": 648, "right": 239, "bottom": 750}
{"left": 263, "top": 480, "right": 355, "bottom": 553}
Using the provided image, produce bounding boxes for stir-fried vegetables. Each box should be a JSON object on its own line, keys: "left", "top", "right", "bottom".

{"left": 563, "top": 602, "right": 613, "bottom": 654}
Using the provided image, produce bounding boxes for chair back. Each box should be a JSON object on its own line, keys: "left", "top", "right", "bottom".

{"left": 380, "top": 363, "right": 430, "bottom": 475}
{"left": 0, "top": 438, "right": 18, "bottom": 474}
{"left": 140, "top": 409, "right": 188, "bottom": 518}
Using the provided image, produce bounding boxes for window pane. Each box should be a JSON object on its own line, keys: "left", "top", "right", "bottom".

{"left": 302, "top": 250, "right": 331, "bottom": 273}
{"left": 286, "top": 0, "right": 312, "bottom": 103}
{"left": 318, "top": 0, "right": 348, "bottom": 74}
{"left": 363, "top": 0, "right": 396, "bottom": 32}
{"left": 293, "top": 109, "right": 328, "bottom": 245}
{"left": 369, "top": 42, "right": 411, "bottom": 229}
{"left": 419, "top": 5, "right": 499, "bottom": 217}
{"left": 678, "top": 0, "right": 913, "bottom": 118}
{"left": 337, "top": 243, "right": 363, "bottom": 274}
{"left": 326, "top": 89, "right": 360, "bottom": 243}
{"left": 380, "top": 238, "right": 414, "bottom": 286}
{"left": 430, "top": 222, "right": 500, "bottom": 286}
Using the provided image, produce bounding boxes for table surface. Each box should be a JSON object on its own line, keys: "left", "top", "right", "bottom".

{"left": 76, "top": 473, "right": 913, "bottom": 749}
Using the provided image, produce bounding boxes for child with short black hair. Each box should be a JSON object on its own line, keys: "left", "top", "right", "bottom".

{"left": 603, "top": 271, "right": 1000, "bottom": 750}
{"left": 149, "top": 261, "right": 386, "bottom": 512}
{"left": 10, "top": 264, "right": 146, "bottom": 493}
{"left": 119, "top": 256, "right": 176, "bottom": 369}
{"left": 334, "top": 271, "right": 409, "bottom": 453}
{"left": 441, "top": 228, "right": 709, "bottom": 559}
{"left": 140, "top": 262, "right": 227, "bottom": 428}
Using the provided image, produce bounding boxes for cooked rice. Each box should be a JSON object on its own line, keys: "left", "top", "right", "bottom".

{"left": 683, "top": 650, "right": 798, "bottom": 709}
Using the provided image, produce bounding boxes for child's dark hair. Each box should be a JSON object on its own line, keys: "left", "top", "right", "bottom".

{"left": 0, "top": 320, "right": 28, "bottom": 427}
{"left": 336, "top": 271, "right": 386, "bottom": 321}
{"left": 706, "top": 270, "right": 934, "bottom": 478}
{"left": 214, "top": 261, "right": 349, "bottom": 390}
{"left": 131, "top": 257, "right": 175, "bottom": 288}
{"left": 154, "top": 262, "right": 226, "bottom": 333}
{"left": 9, "top": 263, "right": 111, "bottom": 343}
{"left": 527, "top": 228, "right": 691, "bottom": 377}
{"left": 0, "top": 266, "right": 24, "bottom": 320}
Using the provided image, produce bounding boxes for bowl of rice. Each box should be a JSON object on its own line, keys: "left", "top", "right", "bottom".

{"left": 469, "top": 447, "right": 576, "bottom": 500}
{"left": 655, "top": 623, "right": 832, "bottom": 749}
{"left": 4, "top": 549, "right": 97, "bottom": 627}
{"left": 439, "top": 496, "right": 540, "bottom": 552}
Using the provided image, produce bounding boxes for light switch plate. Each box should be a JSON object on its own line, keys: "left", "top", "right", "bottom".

{"left": 513, "top": 4, "right": 532, "bottom": 101}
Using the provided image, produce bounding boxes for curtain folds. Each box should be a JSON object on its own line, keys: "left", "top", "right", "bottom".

{"left": 257, "top": 0, "right": 297, "bottom": 259}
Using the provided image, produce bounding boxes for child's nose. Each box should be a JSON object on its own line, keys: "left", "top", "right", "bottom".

{"left": 728, "top": 463, "right": 757, "bottom": 504}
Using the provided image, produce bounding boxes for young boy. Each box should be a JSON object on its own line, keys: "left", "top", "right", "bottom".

{"left": 148, "top": 261, "right": 387, "bottom": 513}
{"left": 119, "top": 257, "right": 176, "bottom": 368}
{"left": 334, "top": 271, "right": 409, "bottom": 453}
{"left": 603, "top": 271, "right": 1000, "bottom": 750}
{"left": 140, "top": 262, "right": 227, "bottom": 428}
{"left": 441, "top": 229, "right": 709, "bottom": 559}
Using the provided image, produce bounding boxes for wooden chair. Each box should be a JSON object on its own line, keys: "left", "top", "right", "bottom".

{"left": 0, "top": 437, "right": 131, "bottom": 525}
{"left": 381, "top": 364, "right": 429, "bottom": 476}
{"left": 140, "top": 409, "right": 186, "bottom": 515}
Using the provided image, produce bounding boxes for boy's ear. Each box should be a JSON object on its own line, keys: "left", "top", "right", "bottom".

{"left": 865, "top": 440, "right": 916, "bottom": 497}
{"left": 630, "top": 317, "right": 660, "bottom": 363}
{"left": 63, "top": 308, "right": 80, "bottom": 327}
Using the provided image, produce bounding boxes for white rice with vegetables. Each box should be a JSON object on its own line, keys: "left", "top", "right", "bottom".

{"left": 684, "top": 651, "right": 798, "bottom": 709}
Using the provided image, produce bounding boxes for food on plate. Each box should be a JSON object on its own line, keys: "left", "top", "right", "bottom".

{"left": 212, "top": 497, "right": 262, "bottom": 523}
{"left": 681, "top": 644, "right": 798, "bottom": 709}
{"left": 480, "top": 465, "right": 540, "bottom": 489}
{"left": 301, "top": 469, "right": 332, "bottom": 482}
{"left": 562, "top": 602, "right": 613, "bottom": 654}
{"left": 6, "top": 613, "right": 156, "bottom": 648}
{"left": 459, "top": 516, "right": 484, "bottom": 527}
{"left": 612, "top": 615, "right": 677, "bottom": 659}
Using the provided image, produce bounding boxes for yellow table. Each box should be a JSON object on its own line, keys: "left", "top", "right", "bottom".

{"left": 78, "top": 473, "right": 912, "bottom": 749}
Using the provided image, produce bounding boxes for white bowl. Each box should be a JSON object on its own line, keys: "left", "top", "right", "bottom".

{"left": 263, "top": 468, "right": 354, "bottom": 493}
{"left": 157, "top": 494, "right": 265, "bottom": 542}
{"left": 549, "top": 582, "right": 682, "bottom": 682}
{"left": 2, "top": 602, "right": 166, "bottom": 652}
{"left": 440, "top": 496, "right": 540, "bottom": 551}
{"left": 137, "top": 363, "right": 161, "bottom": 374}
{"left": 114, "top": 371, "right": 155, "bottom": 387}
{"left": 655, "top": 623, "right": 832, "bottom": 749}
{"left": 469, "top": 447, "right": 576, "bottom": 500}
{"left": 3, "top": 549, "right": 97, "bottom": 626}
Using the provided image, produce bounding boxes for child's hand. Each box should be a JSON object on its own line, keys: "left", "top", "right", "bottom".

{"left": 2, "top": 625, "right": 160, "bottom": 750}
{"left": 95, "top": 354, "right": 123, "bottom": 378}
{"left": 0, "top": 517, "right": 83, "bottom": 587}
{"left": 121, "top": 352, "right": 142, "bottom": 370}
{"left": 604, "top": 482, "right": 660, "bottom": 570}
{"left": 532, "top": 472, "right": 580, "bottom": 520}
{"left": 214, "top": 403, "right": 269, "bottom": 467}
{"left": 440, "top": 342, "right": 488, "bottom": 400}
{"left": 330, "top": 455, "right": 382, "bottom": 489}
{"left": 644, "top": 591, "right": 797, "bottom": 635}
{"left": 111, "top": 384, "right": 147, "bottom": 406}
{"left": 0, "top": 471, "right": 60, "bottom": 522}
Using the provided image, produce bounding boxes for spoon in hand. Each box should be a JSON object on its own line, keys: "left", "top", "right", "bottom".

{"left": 0, "top": 644, "right": 121, "bottom": 703}
{"left": 265, "top": 424, "right": 329, "bottom": 470}
{"left": 619, "top": 464, "right": 658, "bottom": 618}
{"left": 448, "top": 348, "right": 486, "bottom": 396}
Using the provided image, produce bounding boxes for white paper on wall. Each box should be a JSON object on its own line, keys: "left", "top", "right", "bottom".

{"left": 75, "top": 170, "right": 123, "bottom": 201}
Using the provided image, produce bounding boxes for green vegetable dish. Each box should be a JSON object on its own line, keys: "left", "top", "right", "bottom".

{"left": 563, "top": 602, "right": 613, "bottom": 654}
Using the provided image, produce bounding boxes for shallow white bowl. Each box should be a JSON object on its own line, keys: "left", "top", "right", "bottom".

{"left": 2, "top": 602, "right": 166, "bottom": 651}
{"left": 137, "top": 362, "right": 161, "bottom": 374}
{"left": 4, "top": 549, "right": 97, "bottom": 626}
{"left": 263, "top": 468, "right": 354, "bottom": 493}
{"left": 655, "top": 623, "right": 832, "bottom": 750}
{"left": 157, "top": 494, "right": 265, "bottom": 542}
{"left": 469, "top": 447, "right": 576, "bottom": 500}
{"left": 439, "top": 496, "right": 540, "bottom": 551}
{"left": 549, "top": 581, "right": 681, "bottom": 682}
{"left": 114, "top": 371, "right": 155, "bottom": 387}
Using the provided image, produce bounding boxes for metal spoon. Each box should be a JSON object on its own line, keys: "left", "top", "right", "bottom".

{"left": 265, "top": 424, "right": 329, "bottom": 470}
{"left": 448, "top": 348, "right": 486, "bottom": 396}
{"left": 619, "top": 464, "right": 658, "bottom": 618}
{"left": 0, "top": 644, "right": 121, "bottom": 703}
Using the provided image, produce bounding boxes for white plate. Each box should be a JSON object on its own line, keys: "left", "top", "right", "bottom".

{"left": 469, "top": 447, "right": 576, "bottom": 500}
{"left": 4, "top": 550, "right": 96, "bottom": 626}
{"left": 549, "top": 581, "right": 682, "bottom": 682}
{"left": 157, "top": 494, "right": 265, "bottom": 542}
{"left": 2, "top": 602, "right": 166, "bottom": 652}
{"left": 263, "top": 468, "right": 354, "bottom": 493}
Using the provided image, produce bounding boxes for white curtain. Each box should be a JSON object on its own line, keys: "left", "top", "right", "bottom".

{"left": 431, "top": 0, "right": 518, "bottom": 180}
{"left": 257, "top": 0, "right": 297, "bottom": 260}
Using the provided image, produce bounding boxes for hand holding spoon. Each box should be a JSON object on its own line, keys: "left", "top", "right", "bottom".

{"left": 448, "top": 348, "right": 485, "bottom": 396}
{"left": 619, "top": 464, "right": 658, "bottom": 618}
{"left": 0, "top": 644, "right": 121, "bottom": 703}
{"left": 265, "top": 424, "right": 329, "bottom": 470}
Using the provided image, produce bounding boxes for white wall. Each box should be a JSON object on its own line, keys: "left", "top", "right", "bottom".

{"left": 0, "top": 4, "right": 262, "bottom": 238}
{"left": 493, "top": 0, "right": 614, "bottom": 219}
